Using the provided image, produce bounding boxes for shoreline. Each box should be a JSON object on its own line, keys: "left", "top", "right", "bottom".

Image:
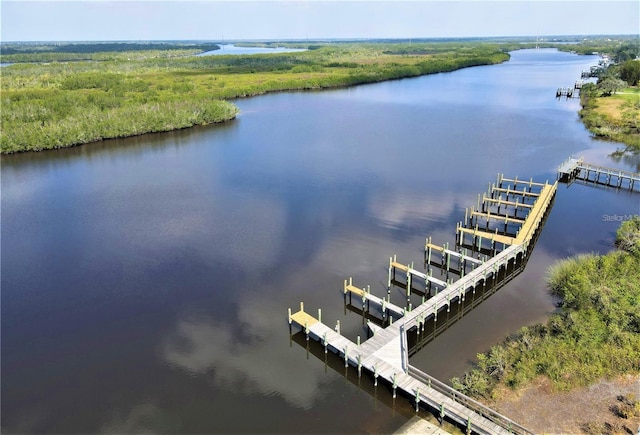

{"left": 2, "top": 45, "right": 509, "bottom": 154}
{"left": 579, "top": 85, "right": 640, "bottom": 152}
{"left": 452, "top": 218, "right": 640, "bottom": 433}
{"left": 490, "top": 374, "right": 640, "bottom": 434}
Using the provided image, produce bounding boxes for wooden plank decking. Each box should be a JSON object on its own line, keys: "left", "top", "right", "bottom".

{"left": 287, "top": 174, "right": 554, "bottom": 435}
{"left": 290, "top": 310, "right": 521, "bottom": 434}
{"left": 344, "top": 278, "right": 405, "bottom": 318}
{"left": 558, "top": 157, "right": 639, "bottom": 192}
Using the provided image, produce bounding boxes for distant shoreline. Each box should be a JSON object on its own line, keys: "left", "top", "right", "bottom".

{"left": 1, "top": 42, "right": 510, "bottom": 154}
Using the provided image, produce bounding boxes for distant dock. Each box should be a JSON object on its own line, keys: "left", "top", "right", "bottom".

{"left": 558, "top": 157, "right": 639, "bottom": 192}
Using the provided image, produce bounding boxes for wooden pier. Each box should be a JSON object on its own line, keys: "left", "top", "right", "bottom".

{"left": 558, "top": 157, "right": 639, "bottom": 192}
{"left": 455, "top": 179, "right": 557, "bottom": 252}
{"left": 287, "top": 174, "right": 556, "bottom": 435}
{"left": 556, "top": 87, "right": 576, "bottom": 98}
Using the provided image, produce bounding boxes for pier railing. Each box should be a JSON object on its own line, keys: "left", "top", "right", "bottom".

{"left": 288, "top": 174, "right": 558, "bottom": 435}
{"left": 407, "top": 364, "right": 534, "bottom": 435}
{"left": 558, "top": 156, "right": 639, "bottom": 192}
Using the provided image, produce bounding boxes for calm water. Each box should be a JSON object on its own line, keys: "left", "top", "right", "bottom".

{"left": 197, "top": 44, "right": 306, "bottom": 56}
{"left": 2, "top": 49, "right": 639, "bottom": 434}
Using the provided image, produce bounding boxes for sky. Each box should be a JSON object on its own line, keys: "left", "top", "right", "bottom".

{"left": 1, "top": 1, "right": 638, "bottom": 42}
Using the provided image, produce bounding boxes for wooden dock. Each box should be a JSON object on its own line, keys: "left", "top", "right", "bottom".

{"left": 556, "top": 87, "right": 577, "bottom": 98}
{"left": 558, "top": 157, "right": 639, "bottom": 192}
{"left": 289, "top": 301, "right": 529, "bottom": 434}
{"left": 456, "top": 181, "right": 557, "bottom": 251}
{"left": 343, "top": 277, "right": 406, "bottom": 318}
{"left": 287, "top": 174, "right": 555, "bottom": 435}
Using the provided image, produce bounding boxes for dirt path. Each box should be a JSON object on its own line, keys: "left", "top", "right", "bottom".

{"left": 489, "top": 375, "right": 640, "bottom": 434}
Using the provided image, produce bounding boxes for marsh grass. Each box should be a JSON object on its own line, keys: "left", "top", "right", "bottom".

{"left": 1, "top": 43, "right": 509, "bottom": 153}
{"left": 452, "top": 219, "right": 640, "bottom": 399}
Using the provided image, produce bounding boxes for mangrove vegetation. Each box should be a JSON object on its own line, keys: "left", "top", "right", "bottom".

{"left": 451, "top": 217, "right": 640, "bottom": 399}
{"left": 2, "top": 41, "right": 512, "bottom": 153}
{"left": 574, "top": 40, "right": 640, "bottom": 150}
{"left": 2, "top": 36, "right": 637, "bottom": 153}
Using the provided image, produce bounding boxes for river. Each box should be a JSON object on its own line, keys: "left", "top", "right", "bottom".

{"left": 197, "top": 43, "right": 306, "bottom": 56}
{"left": 2, "top": 49, "right": 638, "bottom": 433}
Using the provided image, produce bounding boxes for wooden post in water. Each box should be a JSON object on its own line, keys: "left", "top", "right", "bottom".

{"left": 392, "top": 373, "right": 398, "bottom": 398}
{"left": 408, "top": 262, "right": 413, "bottom": 294}
{"left": 374, "top": 364, "right": 378, "bottom": 387}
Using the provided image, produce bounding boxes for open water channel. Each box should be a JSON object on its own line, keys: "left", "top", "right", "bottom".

{"left": 2, "top": 49, "right": 639, "bottom": 433}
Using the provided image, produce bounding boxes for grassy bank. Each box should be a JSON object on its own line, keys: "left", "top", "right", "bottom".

{"left": 579, "top": 84, "right": 640, "bottom": 151}
{"left": 1, "top": 42, "right": 509, "bottom": 153}
{"left": 451, "top": 217, "right": 640, "bottom": 399}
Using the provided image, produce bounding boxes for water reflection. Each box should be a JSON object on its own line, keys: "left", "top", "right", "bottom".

{"left": 164, "top": 314, "right": 328, "bottom": 409}
{"left": 197, "top": 44, "right": 306, "bottom": 56}
{"left": 2, "top": 49, "right": 638, "bottom": 434}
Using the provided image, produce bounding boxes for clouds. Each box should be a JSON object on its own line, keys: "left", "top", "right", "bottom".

{"left": 2, "top": 1, "right": 638, "bottom": 42}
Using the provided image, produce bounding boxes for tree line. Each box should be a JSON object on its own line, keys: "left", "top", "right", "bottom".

{"left": 452, "top": 217, "right": 640, "bottom": 398}
{"left": 1, "top": 42, "right": 510, "bottom": 153}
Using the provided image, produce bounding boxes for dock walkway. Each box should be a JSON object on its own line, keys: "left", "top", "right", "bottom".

{"left": 558, "top": 157, "right": 639, "bottom": 192}
{"left": 290, "top": 303, "right": 523, "bottom": 434}
{"left": 288, "top": 175, "right": 555, "bottom": 435}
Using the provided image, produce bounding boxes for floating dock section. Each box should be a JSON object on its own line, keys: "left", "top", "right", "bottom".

{"left": 287, "top": 174, "right": 555, "bottom": 435}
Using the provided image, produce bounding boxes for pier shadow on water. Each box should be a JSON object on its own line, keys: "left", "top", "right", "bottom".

{"left": 346, "top": 194, "right": 553, "bottom": 355}
{"left": 289, "top": 190, "right": 554, "bottom": 433}
{"left": 289, "top": 332, "right": 464, "bottom": 434}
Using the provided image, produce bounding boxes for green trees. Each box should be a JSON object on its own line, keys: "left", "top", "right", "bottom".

{"left": 614, "top": 41, "right": 640, "bottom": 63}
{"left": 616, "top": 216, "right": 640, "bottom": 255}
{"left": 1, "top": 42, "right": 512, "bottom": 153}
{"left": 619, "top": 60, "right": 640, "bottom": 86}
{"left": 598, "top": 77, "right": 629, "bottom": 96}
{"left": 452, "top": 220, "right": 640, "bottom": 398}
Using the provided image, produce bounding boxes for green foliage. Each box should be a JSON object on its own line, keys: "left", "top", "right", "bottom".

{"left": 597, "top": 77, "right": 628, "bottom": 96}
{"left": 452, "top": 224, "right": 640, "bottom": 398}
{"left": 0, "top": 41, "right": 220, "bottom": 62}
{"left": 579, "top": 80, "right": 640, "bottom": 150}
{"left": 554, "top": 36, "right": 640, "bottom": 57}
{"left": 619, "top": 60, "right": 640, "bottom": 86}
{"left": 614, "top": 41, "right": 640, "bottom": 63}
{"left": 616, "top": 216, "right": 640, "bottom": 256}
{"left": 1, "top": 41, "right": 512, "bottom": 153}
